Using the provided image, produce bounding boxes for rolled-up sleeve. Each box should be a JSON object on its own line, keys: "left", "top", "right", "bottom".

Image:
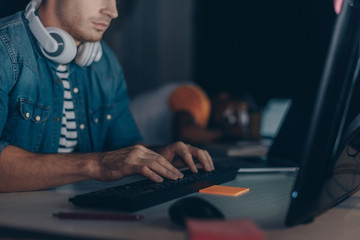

{"left": 0, "top": 89, "right": 10, "bottom": 154}
{"left": 0, "top": 38, "right": 13, "bottom": 155}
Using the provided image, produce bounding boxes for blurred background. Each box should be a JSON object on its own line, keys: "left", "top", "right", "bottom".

{"left": 1, "top": 0, "right": 337, "bottom": 107}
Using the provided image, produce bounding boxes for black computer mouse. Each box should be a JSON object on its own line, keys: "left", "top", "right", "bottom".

{"left": 168, "top": 196, "right": 225, "bottom": 227}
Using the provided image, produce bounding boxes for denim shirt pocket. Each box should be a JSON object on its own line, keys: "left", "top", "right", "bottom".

{"left": 20, "top": 99, "right": 50, "bottom": 123}
{"left": 3, "top": 98, "right": 50, "bottom": 152}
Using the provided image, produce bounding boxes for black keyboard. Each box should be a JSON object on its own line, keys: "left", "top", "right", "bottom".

{"left": 69, "top": 166, "right": 238, "bottom": 212}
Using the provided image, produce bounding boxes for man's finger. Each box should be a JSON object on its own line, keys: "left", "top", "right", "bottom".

{"left": 146, "top": 160, "right": 182, "bottom": 180}
{"left": 144, "top": 151, "right": 183, "bottom": 178}
{"left": 204, "top": 150, "right": 215, "bottom": 170}
{"left": 177, "top": 146, "right": 198, "bottom": 173}
{"left": 188, "top": 146, "right": 213, "bottom": 172}
{"left": 134, "top": 165, "right": 164, "bottom": 182}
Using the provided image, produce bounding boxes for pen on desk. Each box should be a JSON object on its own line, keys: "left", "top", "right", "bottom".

{"left": 53, "top": 212, "right": 144, "bottom": 221}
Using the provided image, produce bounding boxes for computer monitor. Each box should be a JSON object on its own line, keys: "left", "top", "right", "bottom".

{"left": 285, "top": 0, "right": 360, "bottom": 226}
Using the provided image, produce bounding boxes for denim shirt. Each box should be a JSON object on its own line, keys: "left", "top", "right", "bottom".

{"left": 0, "top": 12, "right": 142, "bottom": 154}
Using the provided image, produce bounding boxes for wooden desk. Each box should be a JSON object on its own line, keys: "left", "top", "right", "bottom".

{"left": 0, "top": 172, "right": 359, "bottom": 240}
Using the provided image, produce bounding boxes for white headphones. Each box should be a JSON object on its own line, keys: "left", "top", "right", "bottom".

{"left": 25, "top": 0, "right": 102, "bottom": 66}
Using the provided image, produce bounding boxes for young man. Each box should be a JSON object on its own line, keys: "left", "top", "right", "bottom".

{"left": 0, "top": 0, "right": 214, "bottom": 192}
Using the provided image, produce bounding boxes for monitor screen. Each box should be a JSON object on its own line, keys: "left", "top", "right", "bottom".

{"left": 260, "top": 98, "right": 292, "bottom": 139}
{"left": 285, "top": 0, "right": 360, "bottom": 227}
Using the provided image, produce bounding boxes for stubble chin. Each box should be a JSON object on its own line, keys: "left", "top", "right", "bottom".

{"left": 71, "top": 29, "right": 104, "bottom": 43}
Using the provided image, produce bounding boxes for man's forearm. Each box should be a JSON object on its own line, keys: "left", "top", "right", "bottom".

{"left": 0, "top": 143, "right": 213, "bottom": 193}
{"left": 0, "top": 145, "right": 99, "bottom": 192}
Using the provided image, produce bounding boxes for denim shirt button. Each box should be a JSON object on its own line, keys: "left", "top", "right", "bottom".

{"left": 106, "top": 114, "right": 112, "bottom": 120}
{"left": 35, "top": 116, "right": 41, "bottom": 122}
{"left": 80, "top": 124, "right": 85, "bottom": 130}
{"left": 25, "top": 112, "right": 30, "bottom": 118}
{"left": 94, "top": 118, "right": 99, "bottom": 124}
{"left": 73, "top": 88, "right": 79, "bottom": 94}
{"left": 56, "top": 78, "right": 61, "bottom": 83}
{"left": 54, "top": 116, "right": 60, "bottom": 122}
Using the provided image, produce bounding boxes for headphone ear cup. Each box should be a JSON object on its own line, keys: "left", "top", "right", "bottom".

{"left": 76, "top": 42, "right": 102, "bottom": 67}
{"left": 39, "top": 27, "right": 77, "bottom": 64}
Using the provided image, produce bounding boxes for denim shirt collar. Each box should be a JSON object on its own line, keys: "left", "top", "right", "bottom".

{"left": 22, "top": 11, "right": 44, "bottom": 62}
{"left": 21, "top": 11, "right": 80, "bottom": 75}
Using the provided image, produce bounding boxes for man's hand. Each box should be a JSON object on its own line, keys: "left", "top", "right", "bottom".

{"left": 94, "top": 142, "right": 214, "bottom": 183}
{"left": 95, "top": 144, "right": 185, "bottom": 183}
{"left": 151, "top": 141, "right": 214, "bottom": 173}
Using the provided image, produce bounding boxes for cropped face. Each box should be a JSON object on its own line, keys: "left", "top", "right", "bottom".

{"left": 55, "top": 0, "right": 118, "bottom": 43}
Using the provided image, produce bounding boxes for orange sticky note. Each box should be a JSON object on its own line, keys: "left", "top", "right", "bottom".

{"left": 199, "top": 185, "right": 249, "bottom": 196}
